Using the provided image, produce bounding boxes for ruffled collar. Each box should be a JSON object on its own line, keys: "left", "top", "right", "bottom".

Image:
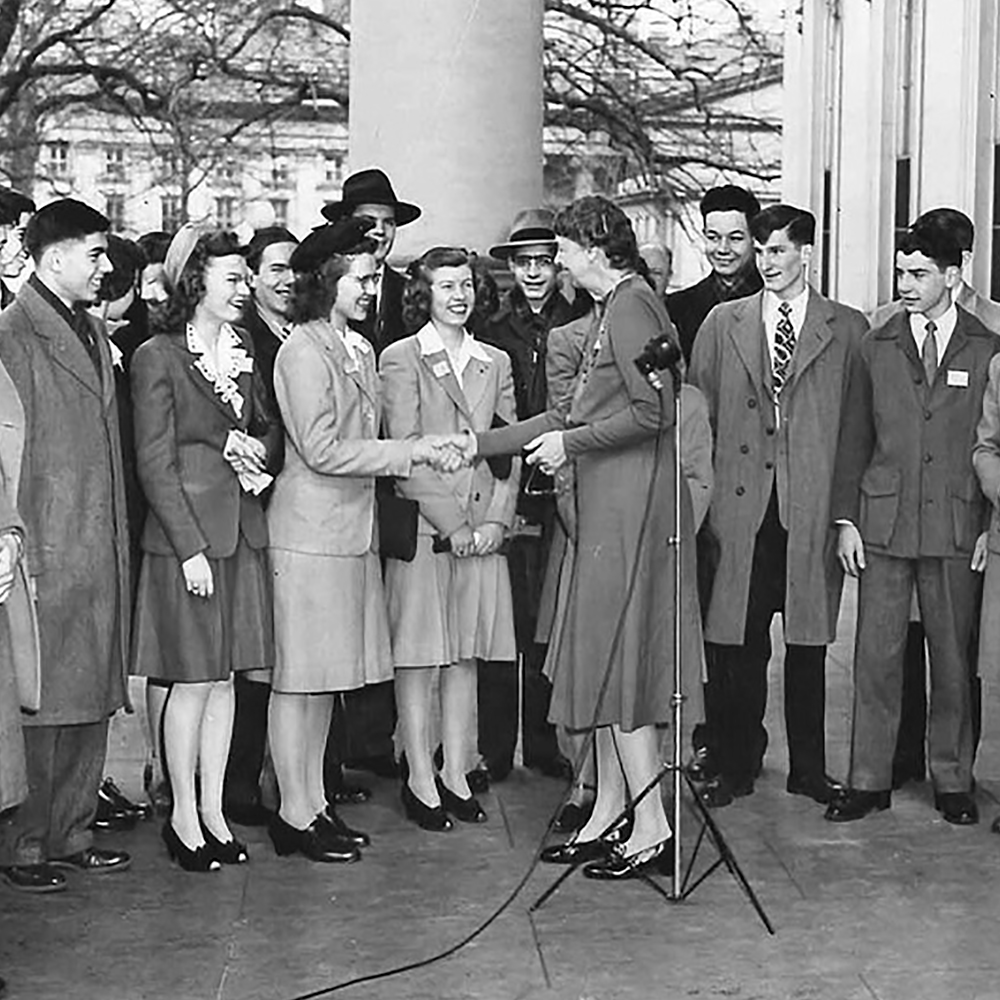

{"left": 186, "top": 322, "right": 254, "bottom": 418}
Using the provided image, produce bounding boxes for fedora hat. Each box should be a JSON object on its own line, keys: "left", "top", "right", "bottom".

{"left": 321, "top": 168, "right": 421, "bottom": 227}
{"left": 489, "top": 208, "right": 557, "bottom": 260}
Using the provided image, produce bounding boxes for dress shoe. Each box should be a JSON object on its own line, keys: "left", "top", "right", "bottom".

{"left": 540, "top": 815, "right": 630, "bottom": 865}
{"left": 90, "top": 794, "right": 139, "bottom": 833}
{"left": 989, "top": 814, "right": 1000, "bottom": 835}
{"left": 400, "top": 782, "right": 453, "bottom": 832}
{"left": 685, "top": 746, "right": 718, "bottom": 783}
{"left": 328, "top": 782, "right": 372, "bottom": 806}
{"left": 161, "top": 823, "right": 221, "bottom": 872}
{"left": 345, "top": 753, "right": 400, "bottom": 779}
{"left": 50, "top": 847, "right": 131, "bottom": 874}
{"left": 436, "top": 777, "right": 487, "bottom": 824}
{"left": 99, "top": 777, "right": 152, "bottom": 821}
{"left": 319, "top": 806, "right": 371, "bottom": 847}
{"left": 468, "top": 764, "right": 493, "bottom": 792}
{"left": 934, "top": 792, "right": 978, "bottom": 826}
{"left": 525, "top": 753, "right": 574, "bottom": 781}
{"left": 199, "top": 821, "right": 248, "bottom": 865}
{"left": 268, "top": 814, "right": 361, "bottom": 862}
{"left": 891, "top": 759, "right": 926, "bottom": 790}
{"left": 554, "top": 800, "right": 594, "bottom": 834}
{"left": 786, "top": 773, "right": 844, "bottom": 805}
{"left": 583, "top": 840, "right": 674, "bottom": 880}
{"left": 824, "top": 788, "right": 891, "bottom": 822}
{"left": 0, "top": 863, "right": 67, "bottom": 893}
{"left": 225, "top": 800, "right": 274, "bottom": 827}
{"left": 700, "top": 775, "right": 753, "bottom": 808}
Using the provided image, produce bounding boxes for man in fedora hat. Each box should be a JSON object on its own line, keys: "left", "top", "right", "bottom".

{"left": 319, "top": 168, "right": 422, "bottom": 791}
{"left": 321, "top": 167, "right": 421, "bottom": 358}
{"left": 0, "top": 186, "right": 35, "bottom": 310}
{"left": 477, "top": 208, "right": 592, "bottom": 783}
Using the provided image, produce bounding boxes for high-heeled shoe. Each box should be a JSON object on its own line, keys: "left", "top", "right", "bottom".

{"left": 435, "top": 777, "right": 486, "bottom": 824}
{"left": 268, "top": 814, "right": 361, "bottom": 863}
{"left": 319, "top": 806, "right": 371, "bottom": 847}
{"left": 582, "top": 839, "right": 674, "bottom": 880}
{"left": 539, "top": 813, "right": 632, "bottom": 865}
{"left": 401, "top": 782, "right": 453, "bottom": 832}
{"left": 161, "top": 822, "right": 221, "bottom": 873}
{"left": 199, "top": 820, "right": 248, "bottom": 865}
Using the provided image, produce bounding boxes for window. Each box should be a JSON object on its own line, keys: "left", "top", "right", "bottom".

{"left": 159, "top": 149, "right": 181, "bottom": 183}
{"left": 105, "top": 146, "right": 125, "bottom": 179}
{"left": 105, "top": 194, "right": 126, "bottom": 232}
{"left": 46, "top": 142, "right": 70, "bottom": 177}
{"left": 215, "top": 159, "right": 240, "bottom": 185}
{"left": 270, "top": 159, "right": 290, "bottom": 188}
{"left": 270, "top": 198, "right": 289, "bottom": 227}
{"left": 161, "top": 195, "right": 183, "bottom": 233}
{"left": 215, "top": 196, "right": 238, "bottom": 229}
{"left": 323, "top": 153, "right": 343, "bottom": 186}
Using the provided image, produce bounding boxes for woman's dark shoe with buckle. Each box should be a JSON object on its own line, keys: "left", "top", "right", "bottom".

{"left": 268, "top": 814, "right": 361, "bottom": 862}
{"left": 161, "top": 822, "right": 221, "bottom": 872}
{"left": 934, "top": 792, "right": 978, "bottom": 826}
{"left": 199, "top": 821, "right": 248, "bottom": 864}
{"left": 540, "top": 836, "right": 613, "bottom": 866}
{"left": 0, "top": 863, "right": 67, "bottom": 893}
{"left": 583, "top": 840, "right": 674, "bottom": 880}
{"left": 436, "top": 777, "right": 487, "bottom": 824}
{"left": 50, "top": 847, "right": 131, "bottom": 873}
{"left": 401, "top": 782, "right": 453, "bottom": 832}
{"left": 786, "top": 773, "right": 844, "bottom": 804}
{"left": 824, "top": 788, "right": 891, "bottom": 822}
{"left": 319, "top": 806, "right": 371, "bottom": 847}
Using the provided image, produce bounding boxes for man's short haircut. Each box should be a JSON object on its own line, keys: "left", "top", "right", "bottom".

{"left": 246, "top": 226, "right": 299, "bottom": 273}
{"left": 699, "top": 185, "right": 761, "bottom": 222}
{"left": 911, "top": 208, "right": 974, "bottom": 254}
{"left": 24, "top": 198, "right": 109, "bottom": 262}
{"left": 897, "top": 226, "right": 963, "bottom": 270}
{"left": 750, "top": 204, "right": 816, "bottom": 247}
{"left": 137, "top": 231, "right": 173, "bottom": 266}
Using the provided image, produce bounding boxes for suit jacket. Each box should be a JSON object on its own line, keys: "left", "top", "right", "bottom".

{"left": 354, "top": 265, "right": 407, "bottom": 359}
{"left": 0, "top": 281, "right": 129, "bottom": 726}
{"left": 871, "top": 282, "right": 1000, "bottom": 337}
{"left": 131, "top": 329, "right": 278, "bottom": 562}
{"left": 268, "top": 321, "right": 413, "bottom": 556}
{"left": 831, "top": 305, "right": 999, "bottom": 558}
{"left": 380, "top": 326, "right": 519, "bottom": 538}
{"left": 690, "top": 287, "right": 867, "bottom": 645}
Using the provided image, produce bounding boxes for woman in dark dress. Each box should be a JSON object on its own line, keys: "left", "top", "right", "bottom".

{"left": 473, "top": 196, "right": 703, "bottom": 879}
{"left": 131, "top": 229, "right": 277, "bottom": 872}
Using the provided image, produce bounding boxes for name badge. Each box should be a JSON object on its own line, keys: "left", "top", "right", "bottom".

{"left": 432, "top": 361, "right": 450, "bottom": 379}
{"left": 947, "top": 369, "right": 969, "bottom": 388}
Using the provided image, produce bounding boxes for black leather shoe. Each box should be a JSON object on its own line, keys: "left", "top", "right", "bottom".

{"left": 99, "top": 777, "right": 152, "bottom": 821}
{"left": 225, "top": 801, "right": 274, "bottom": 827}
{"left": 540, "top": 837, "right": 614, "bottom": 865}
{"left": 824, "top": 788, "right": 891, "bottom": 822}
{"left": 0, "top": 863, "right": 67, "bottom": 893}
{"left": 481, "top": 759, "right": 509, "bottom": 785}
{"left": 786, "top": 773, "right": 844, "bottom": 805}
{"left": 583, "top": 840, "right": 674, "bottom": 880}
{"left": 700, "top": 775, "right": 752, "bottom": 808}
{"left": 554, "top": 800, "right": 594, "bottom": 834}
{"left": 401, "top": 782, "right": 453, "bottom": 832}
{"left": 345, "top": 754, "right": 400, "bottom": 779}
{"left": 685, "top": 746, "right": 718, "bottom": 783}
{"left": 268, "top": 814, "right": 361, "bottom": 862}
{"left": 319, "top": 806, "right": 371, "bottom": 847}
{"left": 50, "top": 847, "right": 131, "bottom": 873}
{"left": 329, "top": 782, "right": 372, "bottom": 806}
{"left": 90, "top": 795, "right": 139, "bottom": 832}
{"left": 436, "top": 777, "right": 487, "bottom": 823}
{"left": 525, "top": 754, "right": 574, "bottom": 781}
{"left": 934, "top": 792, "right": 978, "bottom": 826}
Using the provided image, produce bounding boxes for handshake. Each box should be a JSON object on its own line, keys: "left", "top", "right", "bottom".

{"left": 412, "top": 432, "right": 477, "bottom": 473}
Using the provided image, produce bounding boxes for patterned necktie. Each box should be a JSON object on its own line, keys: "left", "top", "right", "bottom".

{"left": 773, "top": 300, "right": 795, "bottom": 392}
{"left": 922, "top": 320, "right": 938, "bottom": 386}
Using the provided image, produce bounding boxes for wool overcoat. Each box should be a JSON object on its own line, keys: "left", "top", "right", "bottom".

{"left": 689, "top": 287, "right": 867, "bottom": 646}
{"left": 0, "top": 281, "right": 129, "bottom": 726}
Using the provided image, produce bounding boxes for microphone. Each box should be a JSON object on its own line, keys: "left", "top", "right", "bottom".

{"left": 634, "top": 335, "right": 683, "bottom": 390}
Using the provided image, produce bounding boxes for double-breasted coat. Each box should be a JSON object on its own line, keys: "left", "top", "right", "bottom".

{"left": 0, "top": 280, "right": 129, "bottom": 727}
{"left": 689, "top": 287, "right": 868, "bottom": 647}
{"left": 0, "top": 357, "right": 40, "bottom": 812}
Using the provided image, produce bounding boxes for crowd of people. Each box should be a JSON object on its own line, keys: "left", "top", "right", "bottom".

{"left": 0, "top": 158, "right": 998, "bottom": 975}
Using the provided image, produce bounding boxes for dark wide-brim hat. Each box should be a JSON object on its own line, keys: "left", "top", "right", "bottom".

{"left": 290, "top": 216, "right": 375, "bottom": 273}
{"left": 320, "top": 168, "right": 421, "bottom": 227}
{"left": 0, "top": 186, "right": 35, "bottom": 226}
{"left": 489, "top": 208, "right": 557, "bottom": 260}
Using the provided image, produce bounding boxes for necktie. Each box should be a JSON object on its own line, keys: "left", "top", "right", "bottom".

{"left": 773, "top": 300, "right": 795, "bottom": 392}
{"left": 922, "top": 320, "right": 938, "bottom": 386}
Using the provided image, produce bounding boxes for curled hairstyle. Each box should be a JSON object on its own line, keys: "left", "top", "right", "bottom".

{"left": 164, "top": 230, "right": 245, "bottom": 333}
{"left": 289, "top": 236, "right": 378, "bottom": 324}
{"left": 553, "top": 196, "right": 641, "bottom": 272}
{"left": 402, "top": 246, "right": 477, "bottom": 334}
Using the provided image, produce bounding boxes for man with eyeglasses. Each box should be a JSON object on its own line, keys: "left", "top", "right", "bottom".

{"left": 477, "top": 208, "right": 592, "bottom": 784}
{"left": 667, "top": 185, "right": 763, "bottom": 364}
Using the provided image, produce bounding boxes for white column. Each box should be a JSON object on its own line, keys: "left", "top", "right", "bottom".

{"left": 349, "top": 0, "right": 545, "bottom": 261}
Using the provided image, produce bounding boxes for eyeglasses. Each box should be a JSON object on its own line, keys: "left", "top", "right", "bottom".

{"left": 512, "top": 254, "right": 555, "bottom": 269}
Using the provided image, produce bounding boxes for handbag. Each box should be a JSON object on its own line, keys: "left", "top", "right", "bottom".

{"left": 377, "top": 485, "right": 419, "bottom": 562}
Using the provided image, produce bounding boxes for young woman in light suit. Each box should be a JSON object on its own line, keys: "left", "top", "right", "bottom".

{"left": 266, "top": 220, "right": 460, "bottom": 862}
{"left": 380, "top": 247, "right": 519, "bottom": 831}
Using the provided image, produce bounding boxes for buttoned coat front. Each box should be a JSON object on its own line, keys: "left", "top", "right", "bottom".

{"left": 0, "top": 282, "right": 129, "bottom": 726}
{"left": 690, "top": 287, "right": 867, "bottom": 646}
{"left": 267, "top": 321, "right": 414, "bottom": 556}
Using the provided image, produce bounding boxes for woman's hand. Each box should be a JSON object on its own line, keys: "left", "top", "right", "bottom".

{"left": 449, "top": 524, "right": 476, "bottom": 558}
{"left": 473, "top": 522, "right": 505, "bottom": 556}
{"left": 525, "top": 431, "right": 567, "bottom": 475}
{"left": 182, "top": 552, "right": 214, "bottom": 599}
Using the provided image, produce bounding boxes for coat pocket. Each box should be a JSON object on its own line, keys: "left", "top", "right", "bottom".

{"left": 859, "top": 466, "right": 900, "bottom": 548}
{"left": 950, "top": 479, "right": 985, "bottom": 552}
